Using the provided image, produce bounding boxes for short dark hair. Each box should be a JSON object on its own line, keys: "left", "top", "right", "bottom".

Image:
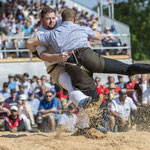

{"left": 61, "top": 8, "right": 76, "bottom": 22}
{"left": 40, "top": 6, "right": 55, "bottom": 19}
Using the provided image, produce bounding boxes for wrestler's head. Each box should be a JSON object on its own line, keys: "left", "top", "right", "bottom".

{"left": 61, "top": 8, "right": 76, "bottom": 23}
{"left": 40, "top": 6, "right": 56, "bottom": 30}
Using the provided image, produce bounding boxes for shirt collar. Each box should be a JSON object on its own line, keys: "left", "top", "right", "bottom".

{"left": 62, "top": 21, "right": 74, "bottom": 25}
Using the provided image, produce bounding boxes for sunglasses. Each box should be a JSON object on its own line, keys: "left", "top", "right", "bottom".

{"left": 95, "top": 80, "right": 100, "bottom": 82}
{"left": 46, "top": 95, "right": 52, "bottom": 98}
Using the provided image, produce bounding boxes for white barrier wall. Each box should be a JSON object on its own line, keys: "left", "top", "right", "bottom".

{"left": 0, "top": 62, "right": 48, "bottom": 89}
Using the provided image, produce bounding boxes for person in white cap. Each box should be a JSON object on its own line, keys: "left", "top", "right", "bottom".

{"left": 0, "top": 94, "right": 11, "bottom": 131}
{"left": 5, "top": 106, "right": 25, "bottom": 132}
{"left": 109, "top": 89, "right": 137, "bottom": 132}
{"left": 18, "top": 94, "right": 35, "bottom": 132}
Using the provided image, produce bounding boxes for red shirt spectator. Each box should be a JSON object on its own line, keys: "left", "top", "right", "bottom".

{"left": 126, "top": 75, "right": 137, "bottom": 98}
{"left": 95, "top": 77, "right": 105, "bottom": 102}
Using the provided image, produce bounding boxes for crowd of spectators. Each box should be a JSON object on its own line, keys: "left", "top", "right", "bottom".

{"left": 0, "top": 72, "right": 150, "bottom": 133}
{"left": 0, "top": 0, "right": 126, "bottom": 59}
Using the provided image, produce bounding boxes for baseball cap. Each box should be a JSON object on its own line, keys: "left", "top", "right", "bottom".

{"left": 119, "top": 89, "right": 127, "bottom": 95}
{"left": 0, "top": 94, "right": 4, "bottom": 103}
{"left": 11, "top": 106, "right": 18, "bottom": 111}
{"left": 23, "top": 73, "right": 29, "bottom": 78}
{"left": 50, "top": 88, "right": 56, "bottom": 94}
{"left": 11, "top": 89, "right": 16, "bottom": 93}
{"left": 111, "top": 25, "right": 116, "bottom": 29}
{"left": 3, "top": 82, "right": 9, "bottom": 87}
{"left": 28, "top": 91, "right": 34, "bottom": 96}
{"left": 19, "top": 94, "right": 27, "bottom": 100}
{"left": 8, "top": 74, "right": 14, "bottom": 78}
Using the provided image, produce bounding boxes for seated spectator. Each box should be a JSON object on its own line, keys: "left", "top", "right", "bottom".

{"left": 95, "top": 77, "right": 105, "bottom": 107}
{"left": 38, "top": 91, "right": 58, "bottom": 132}
{"left": 27, "top": 91, "right": 40, "bottom": 123}
{"left": 115, "top": 75, "right": 126, "bottom": 89}
{"left": 5, "top": 89, "right": 18, "bottom": 107}
{"left": 5, "top": 106, "right": 25, "bottom": 132}
{"left": 50, "top": 88, "right": 62, "bottom": 114}
{"left": 109, "top": 89, "right": 137, "bottom": 132}
{"left": 18, "top": 94, "right": 35, "bottom": 131}
{"left": 105, "top": 83, "right": 120, "bottom": 108}
{"left": 126, "top": 75, "right": 137, "bottom": 98}
{"left": 14, "top": 74, "right": 22, "bottom": 91}
{"left": 104, "top": 76, "right": 115, "bottom": 88}
{"left": 36, "top": 85, "right": 47, "bottom": 101}
{"left": 8, "top": 74, "right": 16, "bottom": 90}
{"left": 109, "top": 25, "right": 118, "bottom": 34}
{"left": 142, "top": 83, "right": 150, "bottom": 106}
{"left": 0, "top": 94, "right": 11, "bottom": 131}
{"left": 41, "top": 75, "right": 53, "bottom": 89}
{"left": 17, "top": 84, "right": 28, "bottom": 98}
{"left": 22, "top": 73, "right": 31, "bottom": 93}
{"left": 0, "top": 82, "right": 10, "bottom": 100}
{"left": 31, "top": 75, "right": 38, "bottom": 91}
{"left": 22, "top": 21, "right": 33, "bottom": 36}
{"left": 58, "top": 103, "right": 77, "bottom": 132}
{"left": 102, "top": 26, "right": 118, "bottom": 47}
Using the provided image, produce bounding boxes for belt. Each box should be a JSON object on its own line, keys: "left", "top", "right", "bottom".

{"left": 47, "top": 64, "right": 58, "bottom": 74}
{"left": 66, "top": 50, "right": 89, "bottom": 72}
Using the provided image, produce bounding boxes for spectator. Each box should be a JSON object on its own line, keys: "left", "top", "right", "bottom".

{"left": 18, "top": 94, "right": 35, "bottom": 131}
{"left": 14, "top": 74, "right": 22, "bottom": 91}
{"left": 5, "top": 89, "right": 18, "bottom": 107}
{"left": 102, "top": 26, "right": 118, "bottom": 47}
{"left": 58, "top": 103, "right": 77, "bottom": 132}
{"left": 0, "top": 94, "right": 11, "bottom": 131}
{"left": 22, "top": 73, "right": 31, "bottom": 93}
{"left": 104, "top": 76, "right": 115, "bottom": 88}
{"left": 105, "top": 83, "right": 119, "bottom": 108}
{"left": 50, "top": 88, "right": 62, "bottom": 114}
{"left": 38, "top": 91, "right": 58, "bottom": 131}
{"left": 22, "top": 21, "right": 33, "bottom": 36}
{"left": 8, "top": 74, "right": 16, "bottom": 90}
{"left": 41, "top": 75, "right": 52, "bottom": 89}
{"left": 115, "top": 75, "right": 126, "bottom": 89}
{"left": 95, "top": 77, "right": 105, "bottom": 107}
{"left": 27, "top": 91, "right": 40, "bottom": 123}
{"left": 109, "top": 89, "right": 137, "bottom": 132}
{"left": 17, "top": 84, "right": 28, "bottom": 98}
{"left": 0, "top": 82, "right": 10, "bottom": 100}
{"left": 31, "top": 75, "right": 38, "bottom": 91}
{"left": 5, "top": 106, "right": 25, "bottom": 132}
{"left": 126, "top": 75, "right": 137, "bottom": 98}
{"left": 109, "top": 25, "right": 118, "bottom": 34}
{"left": 36, "top": 85, "right": 47, "bottom": 101}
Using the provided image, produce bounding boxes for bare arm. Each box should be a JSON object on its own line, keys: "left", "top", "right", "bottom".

{"left": 93, "top": 30, "right": 102, "bottom": 41}
{"left": 39, "top": 107, "right": 57, "bottom": 115}
{"left": 26, "top": 36, "right": 44, "bottom": 52}
{"left": 40, "top": 51, "right": 69, "bottom": 63}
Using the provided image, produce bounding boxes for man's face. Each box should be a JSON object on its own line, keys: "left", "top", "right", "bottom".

{"left": 11, "top": 110, "right": 18, "bottom": 118}
{"left": 45, "top": 93, "right": 53, "bottom": 102}
{"left": 119, "top": 93, "right": 127, "bottom": 101}
{"left": 41, "top": 12, "right": 56, "bottom": 30}
{"left": 11, "top": 92, "right": 16, "bottom": 98}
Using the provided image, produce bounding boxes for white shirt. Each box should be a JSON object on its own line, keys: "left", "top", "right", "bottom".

{"left": 110, "top": 96, "right": 137, "bottom": 121}
{"left": 142, "top": 88, "right": 150, "bottom": 105}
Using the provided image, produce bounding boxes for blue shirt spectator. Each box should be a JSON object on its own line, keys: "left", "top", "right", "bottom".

{"left": 27, "top": 91, "right": 40, "bottom": 116}
{"left": 39, "top": 97, "right": 58, "bottom": 113}
{"left": 0, "top": 82, "right": 10, "bottom": 100}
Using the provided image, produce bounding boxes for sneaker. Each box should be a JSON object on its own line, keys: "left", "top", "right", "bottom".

{"left": 78, "top": 98, "right": 90, "bottom": 108}
{"left": 97, "top": 125, "right": 107, "bottom": 134}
